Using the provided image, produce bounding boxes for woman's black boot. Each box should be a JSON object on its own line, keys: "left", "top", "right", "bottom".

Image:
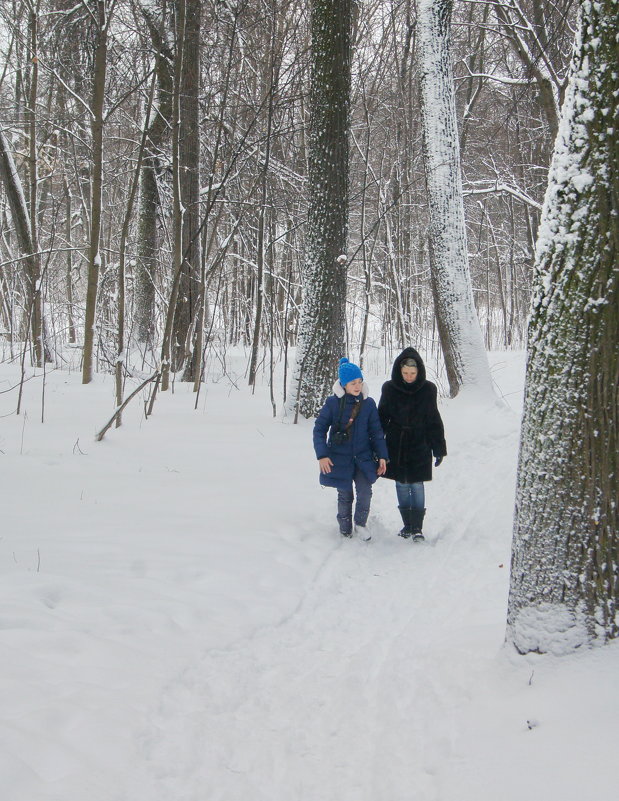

{"left": 398, "top": 507, "right": 426, "bottom": 540}
{"left": 398, "top": 506, "right": 413, "bottom": 538}
{"left": 410, "top": 508, "right": 426, "bottom": 541}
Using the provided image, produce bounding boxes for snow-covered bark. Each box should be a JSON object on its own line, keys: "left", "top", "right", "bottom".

{"left": 507, "top": 0, "right": 618, "bottom": 654}
{"left": 289, "top": 0, "right": 353, "bottom": 419}
{"left": 417, "top": 0, "right": 494, "bottom": 397}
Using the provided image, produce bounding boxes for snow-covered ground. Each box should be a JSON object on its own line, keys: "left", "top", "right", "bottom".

{"left": 1, "top": 349, "right": 616, "bottom": 801}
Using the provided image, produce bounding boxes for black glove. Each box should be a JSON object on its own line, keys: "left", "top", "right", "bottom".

{"left": 434, "top": 455, "right": 443, "bottom": 467}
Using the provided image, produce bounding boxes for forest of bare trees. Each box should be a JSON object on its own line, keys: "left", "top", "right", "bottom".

{"left": 0, "top": 0, "right": 577, "bottom": 409}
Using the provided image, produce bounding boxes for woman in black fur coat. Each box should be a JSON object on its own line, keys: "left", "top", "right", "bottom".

{"left": 378, "top": 348, "right": 447, "bottom": 540}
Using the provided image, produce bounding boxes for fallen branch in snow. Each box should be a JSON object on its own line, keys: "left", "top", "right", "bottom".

{"left": 73, "top": 438, "right": 86, "bottom": 455}
{"left": 95, "top": 371, "right": 160, "bottom": 442}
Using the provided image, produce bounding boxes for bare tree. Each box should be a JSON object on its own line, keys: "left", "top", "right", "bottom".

{"left": 489, "top": 0, "right": 574, "bottom": 142}
{"left": 25, "top": 1, "right": 47, "bottom": 366}
{"left": 0, "top": 0, "right": 581, "bottom": 402}
{"left": 175, "top": 0, "right": 201, "bottom": 379}
{"left": 417, "top": 0, "right": 493, "bottom": 396}
{"left": 0, "top": 126, "right": 42, "bottom": 361}
{"left": 135, "top": 3, "right": 173, "bottom": 351}
{"left": 160, "top": 0, "right": 187, "bottom": 392}
{"left": 82, "top": 0, "right": 111, "bottom": 384}
{"left": 248, "top": 0, "right": 279, "bottom": 389}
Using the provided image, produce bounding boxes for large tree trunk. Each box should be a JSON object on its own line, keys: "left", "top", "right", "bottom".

{"left": 417, "top": 0, "right": 493, "bottom": 397}
{"left": 289, "top": 0, "right": 354, "bottom": 419}
{"left": 506, "top": 0, "right": 618, "bottom": 655}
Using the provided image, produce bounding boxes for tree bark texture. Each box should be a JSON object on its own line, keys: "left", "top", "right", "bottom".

{"left": 507, "top": 0, "right": 619, "bottom": 654}
{"left": 174, "top": 0, "right": 201, "bottom": 378}
{"left": 161, "top": 0, "right": 186, "bottom": 391}
{"left": 27, "top": 5, "right": 45, "bottom": 367}
{"left": 0, "top": 127, "right": 43, "bottom": 360}
{"left": 417, "top": 0, "right": 493, "bottom": 397}
{"left": 248, "top": 2, "right": 278, "bottom": 389}
{"left": 290, "top": 0, "right": 353, "bottom": 418}
{"left": 82, "top": 0, "right": 108, "bottom": 384}
{"left": 135, "top": 11, "right": 173, "bottom": 347}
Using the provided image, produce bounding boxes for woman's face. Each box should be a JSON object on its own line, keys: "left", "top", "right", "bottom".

{"left": 344, "top": 378, "right": 363, "bottom": 396}
{"left": 401, "top": 365, "right": 418, "bottom": 384}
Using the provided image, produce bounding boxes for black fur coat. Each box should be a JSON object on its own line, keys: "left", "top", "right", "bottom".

{"left": 378, "top": 348, "right": 447, "bottom": 483}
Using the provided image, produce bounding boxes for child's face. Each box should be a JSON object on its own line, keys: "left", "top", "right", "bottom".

{"left": 344, "top": 378, "right": 363, "bottom": 396}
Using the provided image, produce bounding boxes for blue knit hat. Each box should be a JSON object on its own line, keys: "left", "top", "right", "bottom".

{"left": 338, "top": 357, "right": 363, "bottom": 386}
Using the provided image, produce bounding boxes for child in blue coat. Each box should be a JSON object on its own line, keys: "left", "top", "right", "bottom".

{"left": 313, "top": 358, "right": 388, "bottom": 539}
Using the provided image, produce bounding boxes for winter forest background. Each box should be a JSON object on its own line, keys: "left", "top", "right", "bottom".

{"left": 1, "top": 0, "right": 577, "bottom": 382}
{"left": 1, "top": 0, "right": 617, "bottom": 797}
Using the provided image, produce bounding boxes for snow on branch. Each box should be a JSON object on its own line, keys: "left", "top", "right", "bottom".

{"left": 458, "top": 70, "right": 536, "bottom": 87}
{"left": 463, "top": 180, "right": 542, "bottom": 210}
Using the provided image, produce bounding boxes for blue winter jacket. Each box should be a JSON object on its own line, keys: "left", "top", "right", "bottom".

{"left": 313, "top": 382, "right": 389, "bottom": 491}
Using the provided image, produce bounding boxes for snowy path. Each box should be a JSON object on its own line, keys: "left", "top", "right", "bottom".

{"left": 134, "top": 533, "right": 468, "bottom": 801}
{"left": 4, "top": 354, "right": 617, "bottom": 801}
{"left": 131, "top": 390, "right": 518, "bottom": 801}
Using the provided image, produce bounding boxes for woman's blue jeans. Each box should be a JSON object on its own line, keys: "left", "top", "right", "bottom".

{"left": 395, "top": 481, "right": 425, "bottom": 510}
{"left": 337, "top": 466, "right": 372, "bottom": 533}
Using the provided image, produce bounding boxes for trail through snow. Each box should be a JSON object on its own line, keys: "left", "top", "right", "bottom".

{"left": 129, "top": 376, "right": 519, "bottom": 801}
{"left": 136, "top": 533, "right": 462, "bottom": 801}
{"left": 2, "top": 351, "right": 617, "bottom": 801}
